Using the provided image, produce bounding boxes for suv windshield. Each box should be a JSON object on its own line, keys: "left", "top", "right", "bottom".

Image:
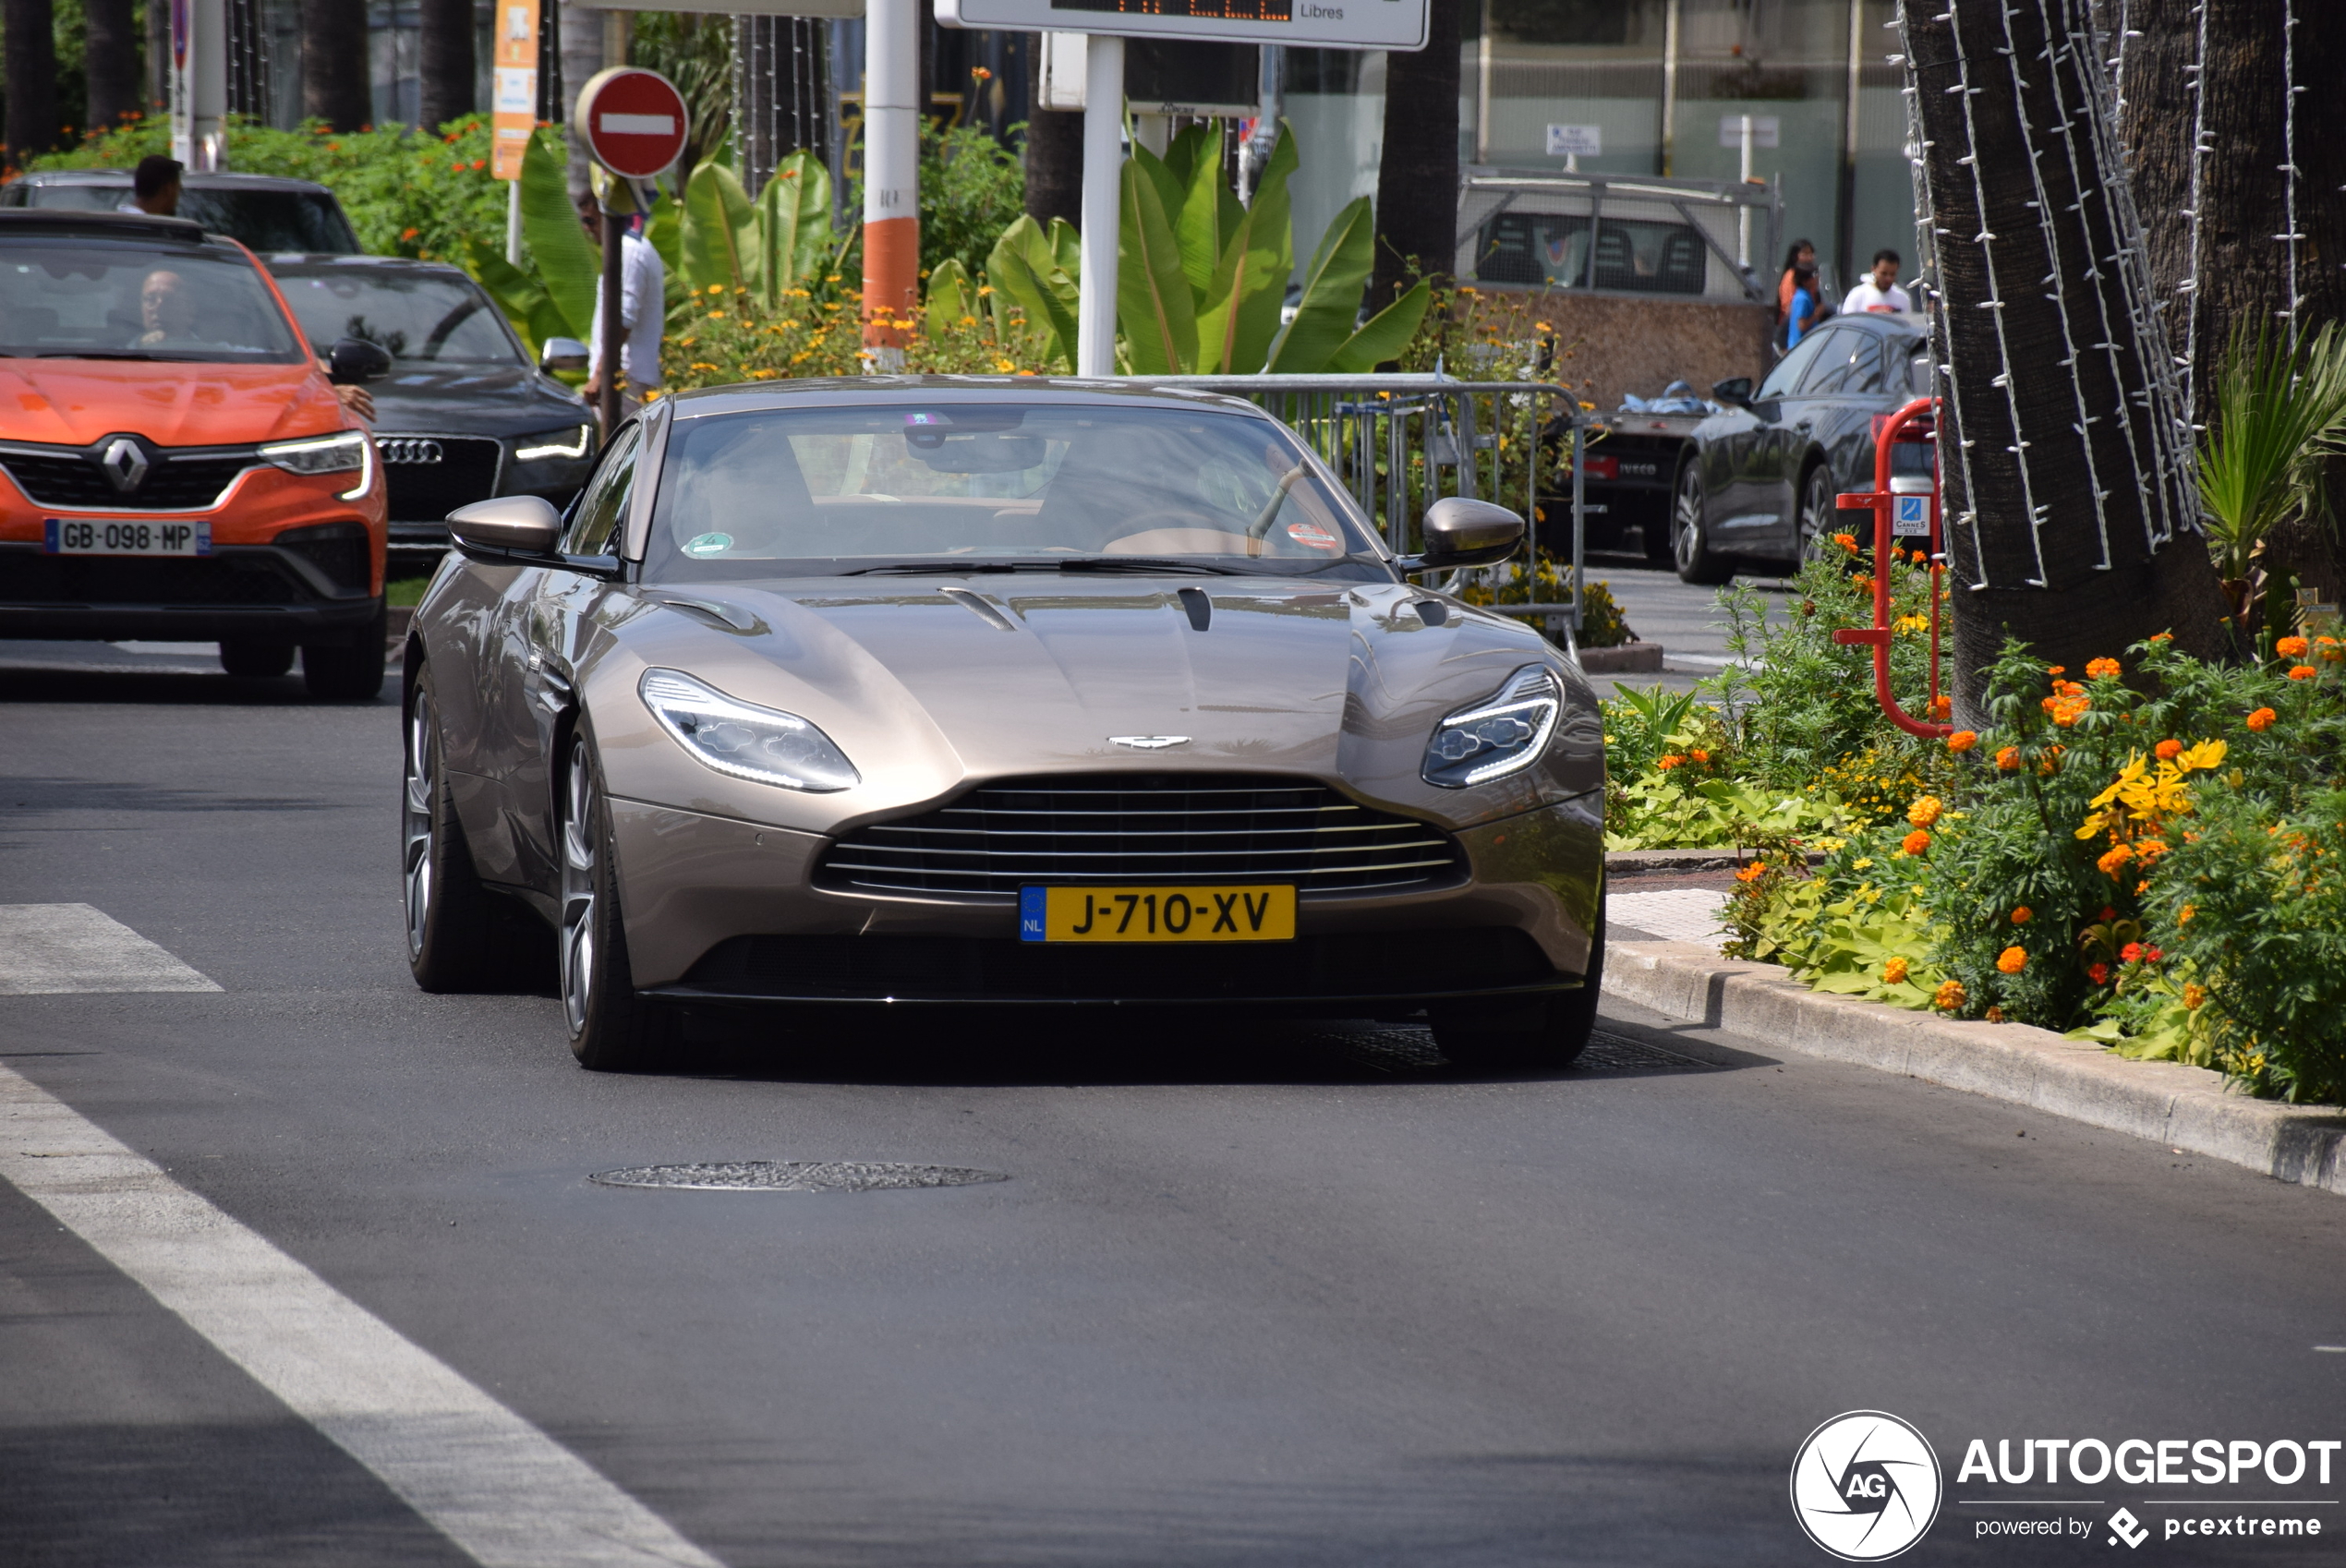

{"left": 646, "top": 403, "right": 1387, "bottom": 581}
{"left": 21, "top": 183, "right": 359, "bottom": 253}
{"left": 272, "top": 268, "right": 521, "bottom": 365}
{"left": 0, "top": 237, "right": 307, "bottom": 363}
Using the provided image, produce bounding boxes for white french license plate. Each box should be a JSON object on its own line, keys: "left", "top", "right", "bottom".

{"left": 43, "top": 517, "right": 212, "bottom": 557}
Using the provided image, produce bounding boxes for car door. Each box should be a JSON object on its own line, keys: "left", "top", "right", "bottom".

{"left": 1715, "top": 329, "right": 1834, "bottom": 539}
{"left": 1767, "top": 326, "right": 1880, "bottom": 547}
{"left": 482, "top": 421, "right": 642, "bottom": 897}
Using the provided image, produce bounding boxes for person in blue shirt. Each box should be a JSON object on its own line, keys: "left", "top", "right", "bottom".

{"left": 1786, "top": 263, "right": 1820, "bottom": 348}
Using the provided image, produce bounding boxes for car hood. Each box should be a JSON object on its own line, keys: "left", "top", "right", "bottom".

{"left": 366, "top": 364, "right": 589, "bottom": 438}
{"left": 0, "top": 359, "right": 347, "bottom": 447}
{"left": 586, "top": 573, "right": 1605, "bottom": 834}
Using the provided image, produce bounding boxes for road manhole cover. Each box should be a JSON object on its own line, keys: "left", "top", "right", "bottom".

{"left": 590, "top": 1161, "right": 1009, "bottom": 1193}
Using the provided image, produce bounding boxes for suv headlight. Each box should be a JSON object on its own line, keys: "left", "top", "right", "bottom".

{"left": 1421, "top": 666, "right": 1562, "bottom": 788}
{"left": 514, "top": 424, "right": 593, "bottom": 463}
{"left": 639, "top": 669, "right": 859, "bottom": 793}
{"left": 260, "top": 430, "right": 367, "bottom": 475}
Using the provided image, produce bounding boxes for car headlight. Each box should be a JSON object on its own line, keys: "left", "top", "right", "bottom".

{"left": 1421, "top": 666, "right": 1563, "bottom": 788}
{"left": 260, "top": 430, "right": 367, "bottom": 475}
{"left": 514, "top": 424, "right": 593, "bottom": 463}
{"left": 639, "top": 669, "right": 859, "bottom": 793}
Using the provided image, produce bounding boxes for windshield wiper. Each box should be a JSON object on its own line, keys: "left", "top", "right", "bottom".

{"left": 38, "top": 350, "right": 163, "bottom": 360}
{"left": 842, "top": 557, "right": 1240, "bottom": 577}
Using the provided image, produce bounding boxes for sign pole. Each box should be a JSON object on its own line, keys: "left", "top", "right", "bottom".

{"left": 1074, "top": 33, "right": 1122, "bottom": 378}
{"left": 862, "top": 0, "right": 920, "bottom": 368}
{"left": 491, "top": 0, "right": 542, "bottom": 262}
{"left": 575, "top": 66, "right": 687, "bottom": 425}
{"left": 171, "top": 0, "right": 226, "bottom": 170}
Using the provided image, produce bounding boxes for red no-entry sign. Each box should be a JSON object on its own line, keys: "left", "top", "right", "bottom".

{"left": 575, "top": 67, "right": 688, "bottom": 179}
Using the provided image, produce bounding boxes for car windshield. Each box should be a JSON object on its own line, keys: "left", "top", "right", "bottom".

{"left": 644, "top": 402, "right": 1389, "bottom": 581}
{"left": 22, "top": 183, "right": 358, "bottom": 252}
{"left": 272, "top": 268, "right": 520, "bottom": 365}
{"left": 0, "top": 237, "right": 307, "bottom": 362}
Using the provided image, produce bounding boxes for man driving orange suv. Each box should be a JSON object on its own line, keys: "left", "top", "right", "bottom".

{"left": 0, "top": 210, "right": 391, "bottom": 698}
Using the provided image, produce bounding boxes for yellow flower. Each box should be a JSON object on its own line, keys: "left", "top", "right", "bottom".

{"left": 1851, "top": 858, "right": 1874, "bottom": 871}
{"left": 707, "top": 283, "right": 725, "bottom": 296}
{"left": 1906, "top": 795, "right": 1943, "bottom": 828}
{"left": 2179, "top": 903, "right": 2195, "bottom": 923}
{"left": 2183, "top": 983, "right": 2207, "bottom": 1010}
{"left": 1881, "top": 957, "right": 1909, "bottom": 984}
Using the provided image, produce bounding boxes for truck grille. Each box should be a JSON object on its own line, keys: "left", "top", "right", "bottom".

{"left": 817, "top": 774, "right": 1465, "bottom": 901}
{"left": 0, "top": 451, "right": 253, "bottom": 510}
{"left": 381, "top": 435, "right": 501, "bottom": 523}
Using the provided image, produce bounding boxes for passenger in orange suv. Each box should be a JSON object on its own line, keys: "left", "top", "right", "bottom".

{"left": 0, "top": 210, "right": 392, "bottom": 698}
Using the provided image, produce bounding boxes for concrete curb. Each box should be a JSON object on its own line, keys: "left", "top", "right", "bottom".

{"left": 1602, "top": 939, "right": 2346, "bottom": 1196}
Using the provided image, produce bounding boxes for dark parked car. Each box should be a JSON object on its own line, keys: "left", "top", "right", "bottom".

{"left": 1657, "top": 312, "right": 1936, "bottom": 583}
{"left": 265, "top": 255, "right": 597, "bottom": 563}
{"left": 0, "top": 170, "right": 361, "bottom": 253}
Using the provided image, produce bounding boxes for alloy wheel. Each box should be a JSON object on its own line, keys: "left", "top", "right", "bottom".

{"left": 560, "top": 742, "right": 599, "bottom": 1035}
{"left": 1798, "top": 468, "right": 1838, "bottom": 563}
{"left": 1673, "top": 476, "right": 1704, "bottom": 573}
{"left": 402, "top": 694, "right": 436, "bottom": 960}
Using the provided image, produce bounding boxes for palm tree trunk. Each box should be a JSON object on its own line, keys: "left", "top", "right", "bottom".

{"left": 1901, "top": 0, "right": 2231, "bottom": 716}
{"left": 1370, "top": 0, "right": 1460, "bottom": 308}
{"left": 83, "top": 0, "right": 139, "bottom": 135}
{"left": 301, "top": 0, "right": 372, "bottom": 132}
{"left": 417, "top": 0, "right": 477, "bottom": 134}
{"left": 5, "top": 0, "right": 61, "bottom": 168}
{"left": 1022, "top": 88, "right": 1081, "bottom": 229}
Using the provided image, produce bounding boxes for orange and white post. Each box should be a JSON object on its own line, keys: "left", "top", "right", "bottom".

{"left": 862, "top": 0, "right": 920, "bottom": 365}
{"left": 490, "top": 0, "right": 541, "bottom": 263}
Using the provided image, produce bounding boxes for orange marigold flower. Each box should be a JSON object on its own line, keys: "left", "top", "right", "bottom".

{"left": 1833, "top": 532, "right": 1858, "bottom": 554}
{"left": 1881, "top": 957, "right": 1910, "bottom": 984}
{"left": 1986, "top": 1005, "right": 2007, "bottom": 1023}
{"left": 1997, "top": 946, "right": 2027, "bottom": 974}
{"left": 1852, "top": 574, "right": 1876, "bottom": 596}
{"left": 1906, "top": 795, "right": 1944, "bottom": 828}
{"left": 1735, "top": 862, "right": 1766, "bottom": 883}
{"left": 2096, "top": 844, "right": 2134, "bottom": 877}
{"left": 2150, "top": 632, "right": 2172, "bottom": 643}
{"left": 2047, "top": 666, "right": 2066, "bottom": 676}
{"left": 1901, "top": 829, "right": 1932, "bottom": 856}
{"left": 1996, "top": 745, "right": 2022, "bottom": 771}
{"left": 2179, "top": 903, "right": 2195, "bottom": 923}
{"left": 2289, "top": 665, "right": 2318, "bottom": 681}
{"left": 1932, "top": 979, "right": 1967, "bottom": 1012}
{"left": 2154, "top": 739, "right": 2183, "bottom": 761}
{"left": 2011, "top": 907, "right": 2032, "bottom": 924}
{"left": 2277, "top": 635, "right": 2310, "bottom": 658}
{"left": 2246, "top": 706, "right": 2277, "bottom": 731}
{"left": 2086, "top": 657, "right": 2122, "bottom": 680}
{"left": 2183, "top": 983, "right": 2207, "bottom": 1010}
{"left": 1929, "top": 694, "right": 1953, "bottom": 718}
{"left": 1656, "top": 754, "right": 1684, "bottom": 770}
{"left": 1688, "top": 748, "right": 1711, "bottom": 764}
{"left": 1948, "top": 730, "right": 1978, "bottom": 754}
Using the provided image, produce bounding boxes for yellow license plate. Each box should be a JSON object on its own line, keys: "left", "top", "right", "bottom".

{"left": 1019, "top": 885, "right": 1296, "bottom": 943}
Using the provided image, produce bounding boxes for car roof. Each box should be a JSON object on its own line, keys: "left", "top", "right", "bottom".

{"left": 665, "top": 376, "right": 1275, "bottom": 421}
{"left": 261, "top": 252, "right": 470, "bottom": 278}
{"left": 1825, "top": 311, "right": 1928, "bottom": 338}
{"left": 0, "top": 209, "right": 225, "bottom": 247}
{"left": 9, "top": 169, "right": 340, "bottom": 195}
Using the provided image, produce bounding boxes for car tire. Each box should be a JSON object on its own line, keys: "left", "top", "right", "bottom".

{"left": 404, "top": 669, "right": 549, "bottom": 993}
{"left": 559, "top": 732, "right": 670, "bottom": 1072}
{"left": 219, "top": 639, "right": 295, "bottom": 678}
{"left": 1671, "top": 464, "right": 1734, "bottom": 585}
{"left": 1796, "top": 464, "right": 1841, "bottom": 565}
{"left": 1431, "top": 907, "right": 1604, "bottom": 1070}
{"left": 303, "top": 597, "right": 387, "bottom": 701}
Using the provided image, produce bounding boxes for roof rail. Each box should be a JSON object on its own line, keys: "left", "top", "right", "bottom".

{"left": 0, "top": 211, "right": 209, "bottom": 243}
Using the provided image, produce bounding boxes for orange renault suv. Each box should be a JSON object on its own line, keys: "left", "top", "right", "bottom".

{"left": 0, "top": 210, "right": 391, "bottom": 697}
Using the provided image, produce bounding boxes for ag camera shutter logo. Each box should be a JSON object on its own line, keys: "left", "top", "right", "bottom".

{"left": 1791, "top": 1410, "right": 1942, "bottom": 1561}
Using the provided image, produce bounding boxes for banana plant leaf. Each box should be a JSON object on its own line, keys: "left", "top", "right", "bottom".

{"left": 462, "top": 237, "right": 574, "bottom": 359}
{"left": 682, "top": 161, "right": 760, "bottom": 300}
{"left": 1325, "top": 279, "right": 1432, "bottom": 373}
{"left": 759, "top": 151, "right": 833, "bottom": 303}
{"left": 518, "top": 131, "right": 599, "bottom": 342}
{"left": 1171, "top": 125, "right": 1237, "bottom": 309}
{"left": 1193, "top": 122, "right": 1295, "bottom": 375}
{"left": 1117, "top": 154, "right": 1197, "bottom": 376}
{"left": 644, "top": 195, "right": 682, "bottom": 282}
{"left": 926, "top": 258, "right": 972, "bottom": 336}
{"left": 1266, "top": 194, "right": 1377, "bottom": 373}
{"left": 987, "top": 215, "right": 1082, "bottom": 372}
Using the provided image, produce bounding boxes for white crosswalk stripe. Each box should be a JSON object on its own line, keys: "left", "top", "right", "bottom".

{"left": 0, "top": 904, "right": 223, "bottom": 995}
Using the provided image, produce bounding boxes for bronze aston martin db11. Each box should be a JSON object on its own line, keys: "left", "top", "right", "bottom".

{"left": 401, "top": 380, "right": 1605, "bottom": 1069}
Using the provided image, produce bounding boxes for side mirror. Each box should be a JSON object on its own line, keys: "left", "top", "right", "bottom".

{"left": 1402, "top": 496, "right": 1525, "bottom": 572}
{"left": 539, "top": 336, "right": 589, "bottom": 372}
{"left": 1711, "top": 376, "right": 1753, "bottom": 407}
{"left": 328, "top": 337, "right": 393, "bottom": 384}
{"left": 447, "top": 494, "right": 563, "bottom": 556}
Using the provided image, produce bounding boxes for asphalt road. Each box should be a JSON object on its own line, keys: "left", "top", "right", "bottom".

{"left": 4, "top": 641, "right": 2344, "bottom": 1568}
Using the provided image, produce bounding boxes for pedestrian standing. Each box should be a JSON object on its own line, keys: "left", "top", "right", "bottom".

{"left": 1786, "top": 263, "right": 1820, "bottom": 349}
{"left": 582, "top": 194, "right": 664, "bottom": 425}
{"left": 1841, "top": 249, "right": 1914, "bottom": 315}
{"left": 1774, "top": 238, "right": 1815, "bottom": 337}
{"left": 120, "top": 155, "right": 182, "bottom": 216}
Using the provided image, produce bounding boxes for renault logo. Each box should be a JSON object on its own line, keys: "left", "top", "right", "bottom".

{"left": 98, "top": 436, "right": 149, "bottom": 493}
{"left": 1110, "top": 736, "right": 1191, "bottom": 750}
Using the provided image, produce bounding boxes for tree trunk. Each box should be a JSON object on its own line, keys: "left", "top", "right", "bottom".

{"left": 1022, "top": 90, "right": 1081, "bottom": 230}
{"left": 5, "top": 0, "right": 61, "bottom": 169}
{"left": 302, "top": 0, "right": 373, "bottom": 132}
{"left": 83, "top": 0, "right": 140, "bottom": 135}
{"left": 560, "top": 0, "right": 604, "bottom": 202}
{"left": 1370, "top": 0, "right": 1460, "bottom": 308}
{"left": 146, "top": 0, "right": 170, "bottom": 116}
{"left": 418, "top": 0, "right": 477, "bottom": 133}
{"left": 1901, "top": 0, "right": 2231, "bottom": 717}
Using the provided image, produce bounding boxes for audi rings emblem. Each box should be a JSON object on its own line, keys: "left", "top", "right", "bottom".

{"left": 380, "top": 438, "right": 444, "bottom": 465}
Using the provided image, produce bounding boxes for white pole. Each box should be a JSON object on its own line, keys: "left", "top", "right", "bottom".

{"left": 173, "top": 0, "right": 227, "bottom": 170}
{"left": 506, "top": 178, "right": 525, "bottom": 266}
{"left": 1736, "top": 113, "right": 1753, "bottom": 271}
{"left": 863, "top": 0, "right": 921, "bottom": 369}
{"left": 1076, "top": 33, "right": 1123, "bottom": 378}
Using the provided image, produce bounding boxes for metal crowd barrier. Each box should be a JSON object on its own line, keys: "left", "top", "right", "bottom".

{"left": 1139, "top": 375, "right": 1590, "bottom": 633}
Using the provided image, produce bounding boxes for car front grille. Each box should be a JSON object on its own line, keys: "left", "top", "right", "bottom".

{"left": 0, "top": 452, "right": 254, "bottom": 510}
{"left": 672, "top": 928, "right": 1556, "bottom": 1002}
{"left": 0, "top": 550, "right": 321, "bottom": 606}
{"left": 381, "top": 435, "right": 501, "bottom": 523}
{"left": 816, "top": 773, "right": 1466, "bottom": 902}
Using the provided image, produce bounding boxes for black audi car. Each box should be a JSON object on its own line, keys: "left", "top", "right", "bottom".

{"left": 0, "top": 170, "right": 362, "bottom": 253}
{"left": 1643, "top": 312, "right": 1936, "bottom": 583}
{"left": 265, "top": 255, "right": 597, "bottom": 562}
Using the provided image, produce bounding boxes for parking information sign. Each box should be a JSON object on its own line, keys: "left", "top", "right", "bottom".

{"left": 936, "top": 0, "right": 1424, "bottom": 51}
{"left": 490, "top": 0, "right": 538, "bottom": 180}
